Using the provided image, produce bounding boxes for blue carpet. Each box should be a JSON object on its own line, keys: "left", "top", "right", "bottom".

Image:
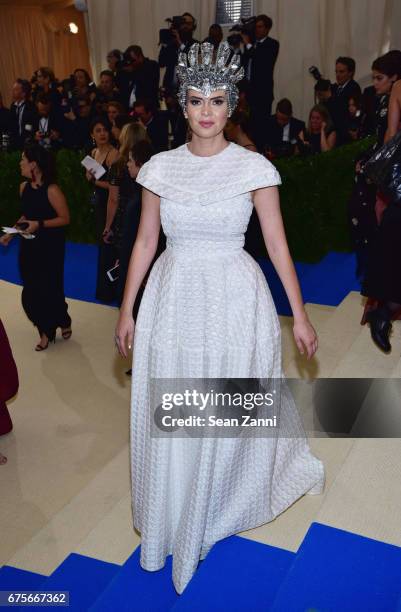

{"left": 0, "top": 566, "right": 45, "bottom": 591}
{"left": 89, "top": 546, "right": 179, "bottom": 611}
{"left": 0, "top": 240, "right": 361, "bottom": 316}
{"left": 26, "top": 554, "right": 120, "bottom": 611}
{"left": 271, "top": 522, "right": 401, "bottom": 612}
{"left": 171, "top": 535, "right": 295, "bottom": 611}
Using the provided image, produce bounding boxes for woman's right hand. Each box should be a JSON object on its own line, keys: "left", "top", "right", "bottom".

{"left": 115, "top": 312, "right": 135, "bottom": 358}
{"left": 86, "top": 169, "right": 96, "bottom": 182}
{"left": 0, "top": 234, "right": 13, "bottom": 246}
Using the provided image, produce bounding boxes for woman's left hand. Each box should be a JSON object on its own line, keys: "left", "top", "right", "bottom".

{"left": 102, "top": 227, "right": 113, "bottom": 244}
{"left": 293, "top": 317, "right": 318, "bottom": 359}
{"left": 23, "top": 220, "right": 40, "bottom": 234}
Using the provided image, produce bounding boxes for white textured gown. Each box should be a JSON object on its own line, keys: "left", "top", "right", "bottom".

{"left": 130, "top": 142, "right": 325, "bottom": 594}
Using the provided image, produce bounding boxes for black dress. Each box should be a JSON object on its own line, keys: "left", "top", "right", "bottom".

{"left": 19, "top": 182, "right": 71, "bottom": 339}
{"left": 348, "top": 94, "right": 389, "bottom": 280}
{"left": 90, "top": 150, "right": 118, "bottom": 303}
{"left": 359, "top": 94, "right": 401, "bottom": 306}
{"left": 109, "top": 163, "right": 166, "bottom": 317}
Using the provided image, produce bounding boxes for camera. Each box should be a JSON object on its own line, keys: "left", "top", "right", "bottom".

{"left": 309, "top": 65, "right": 323, "bottom": 81}
{"left": 159, "top": 16, "right": 185, "bottom": 45}
{"left": 229, "top": 16, "right": 257, "bottom": 42}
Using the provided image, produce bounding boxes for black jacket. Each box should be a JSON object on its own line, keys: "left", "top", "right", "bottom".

{"left": 145, "top": 111, "right": 169, "bottom": 153}
{"left": 158, "top": 39, "right": 197, "bottom": 93}
{"left": 120, "top": 59, "right": 160, "bottom": 109}
{"left": 9, "top": 101, "right": 38, "bottom": 149}
{"left": 265, "top": 115, "right": 305, "bottom": 152}
{"left": 243, "top": 36, "right": 280, "bottom": 104}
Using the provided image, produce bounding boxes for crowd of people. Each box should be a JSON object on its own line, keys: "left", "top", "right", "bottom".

{"left": 0, "top": 13, "right": 383, "bottom": 160}
{"left": 0, "top": 11, "right": 400, "bottom": 357}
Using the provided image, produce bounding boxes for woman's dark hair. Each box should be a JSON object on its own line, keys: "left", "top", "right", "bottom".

{"left": 89, "top": 116, "right": 112, "bottom": 135}
{"left": 74, "top": 68, "right": 91, "bottom": 86}
{"left": 23, "top": 144, "right": 56, "bottom": 185}
{"left": 372, "top": 50, "right": 401, "bottom": 79}
{"left": 348, "top": 93, "right": 362, "bottom": 109}
{"left": 228, "top": 110, "right": 254, "bottom": 140}
{"left": 131, "top": 140, "right": 155, "bottom": 167}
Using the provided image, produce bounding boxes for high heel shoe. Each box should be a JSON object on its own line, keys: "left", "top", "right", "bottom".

{"left": 366, "top": 309, "right": 392, "bottom": 353}
{"left": 61, "top": 327, "right": 72, "bottom": 340}
{"left": 35, "top": 333, "right": 56, "bottom": 351}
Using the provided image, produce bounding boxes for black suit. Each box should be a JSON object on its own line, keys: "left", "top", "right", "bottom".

{"left": 0, "top": 107, "right": 11, "bottom": 135}
{"left": 121, "top": 59, "right": 160, "bottom": 110}
{"left": 9, "top": 101, "right": 38, "bottom": 149}
{"left": 331, "top": 79, "right": 362, "bottom": 144}
{"left": 33, "top": 111, "right": 64, "bottom": 149}
{"left": 265, "top": 115, "right": 305, "bottom": 154}
{"left": 243, "top": 36, "right": 280, "bottom": 148}
{"left": 145, "top": 112, "right": 169, "bottom": 153}
{"left": 158, "top": 39, "right": 197, "bottom": 94}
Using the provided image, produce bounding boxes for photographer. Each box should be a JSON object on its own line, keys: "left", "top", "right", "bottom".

{"left": 94, "top": 70, "right": 122, "bottom": 114}
{"left": 33, "top": 93, "right": 63, "bottom": 151}
{"left": 158, "top": 13, "right": 198, "bottom": 95}
{"left": 9, "top": 79, "right": 38, "bottom": 149}
{"left": 332, "top": 57, "right": 362, "bottom": 144}
{"left": 265, "top": 98, "right": 305, "bottom": 158}
{"left": 132, "top": 98, "right": 169, "bottom": 152}
{"left": 119, "top": 46, "right": 159, "bottom": 111}
{"left": 32, "top": 67, "right": 62, "bottom": 110}
{"left": 62, "top": 94, "right": 93, "bottom": 151}
{"left": 241, "top": 14, "right": 279, "bottom": 149}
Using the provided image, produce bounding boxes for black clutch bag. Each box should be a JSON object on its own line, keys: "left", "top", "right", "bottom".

{"left": 364, "top": 130, "right": 401, "bottom": 205}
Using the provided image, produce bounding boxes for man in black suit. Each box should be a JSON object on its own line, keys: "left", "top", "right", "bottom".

{"left": 133, "top": 99, "right": 169, "bottom": 153}
{"left": 94, "top": 70, "right": 122, "bottom": 114}
{"left": 9, "top": 79, "right": 38, "bottom": 149}
{"left": 265, "top": 98, "right": 305, "bottom": 157}
{"left": 331, "top": 57, "right": 361, "bottom": 145}
{"left": 158, "top": 12, "right": 198, "bottom": 96}
{"left": 241, "top": 14, "right": 280, "bottom": 148}
{"left": 120, "top": 46, "right": 160, "bottom": 112}
{"left": 33, "top": 93, "right": 63, "bottom": 150}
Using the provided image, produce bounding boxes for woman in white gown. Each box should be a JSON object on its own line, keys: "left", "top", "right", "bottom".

{"left": 115, "top": 42, "right": 325, "bottom": 595}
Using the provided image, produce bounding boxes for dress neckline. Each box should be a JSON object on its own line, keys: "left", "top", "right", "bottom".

{"left": 184, "top": 141, "right": 233, "bottom": 159}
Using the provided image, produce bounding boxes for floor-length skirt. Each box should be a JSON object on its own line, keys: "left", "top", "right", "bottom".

{"left": 19, "top": 231, "right": 71, "bottom": 338}
{"left": 130, "top": 245, "right": 325, "bottom": 594}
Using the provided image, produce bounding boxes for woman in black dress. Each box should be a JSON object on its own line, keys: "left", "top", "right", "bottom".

{"left": 361, "top": 52, "right": 401, "bottom": 352}
{"left": 0, "top": 145, "right": 71, "bottom": 350}
{"left": 297, "top": 104, "right": 337, "bottom": 154}
{"left": 85, "top": 118, "right": 119, "bottom": 302}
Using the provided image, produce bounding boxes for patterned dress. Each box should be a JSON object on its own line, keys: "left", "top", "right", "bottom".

{"left": 130, "top": 142, "right": 325, "bottom": 594}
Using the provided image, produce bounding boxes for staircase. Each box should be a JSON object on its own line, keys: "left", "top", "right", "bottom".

{"left": 2, "top": 292, "right": 401, "bottom": 611}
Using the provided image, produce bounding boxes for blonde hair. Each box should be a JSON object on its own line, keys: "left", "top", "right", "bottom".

{"left": 117, "top": 122, "right": 150, "bottom": 168}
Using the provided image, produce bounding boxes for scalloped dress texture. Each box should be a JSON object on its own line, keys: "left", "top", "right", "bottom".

{"left": 130, "top": 142, "right": 325, "bottom": 594}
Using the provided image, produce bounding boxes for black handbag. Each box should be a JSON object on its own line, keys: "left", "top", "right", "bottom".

{"left": 364, "top": 130, "right": 401, "bottom": 205}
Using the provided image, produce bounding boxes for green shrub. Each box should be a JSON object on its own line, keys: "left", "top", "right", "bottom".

{"left": 0, "top": 138, "right": 373, "bottom": 261}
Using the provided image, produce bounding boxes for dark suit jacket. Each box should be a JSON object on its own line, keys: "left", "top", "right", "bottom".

{"left": 121, "top": 59, "right": 160, "bottom": 109}
{"left": 243, "top": 36, "right": 280, "bottom": 105}
{"left": 9, "top": 101, "right": 38, "bottom": 149}
{"left": 265, "top": 115, "right": 305, "bottom": 150}
{"left": 0, "top": 107, "right": 10, "bottom": 135}
{"left": 158, "top": 39, "right": 197, "bottom": 93}
{"left": 145, "top": 111, "right": 169, "bottom": 152}
{"left": 331, "top": 79, "right": 362, "bottom": 144}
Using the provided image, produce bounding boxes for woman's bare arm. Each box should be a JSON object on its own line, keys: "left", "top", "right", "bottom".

{"left": 385, "top": 80, "right": 401, "bottom": 142}
{"left": 253, "top": 185, "right": 317, "bottom": 358}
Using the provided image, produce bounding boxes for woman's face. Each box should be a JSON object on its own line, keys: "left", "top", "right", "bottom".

{"left": 91, "top": 123, "right": 110, "bottom": 146}
{"left": 310, "top": 111, "right": 323, "bottom": 132}
{"left": 186, "top": 89, "right": 228, "bottom": 139}
{"left": 372, "top": 69, "right": 396, "bottom": 95}
{"left": 107, "top": 105, "right": 119, "bottom": 124}
{"left": 348, "top": 98, "right": 358, "bottom": 116}
{"left": 37, "top": 71, "right": 50, "bottom": 88}
{"left": 20, "top": 152, "right": 34, "bottom": 179}
{"left": 74, "top": 70, "right": 87, "bottom": 88}
{"left": 127, "top": 154, "right": 140, "bottom": 178}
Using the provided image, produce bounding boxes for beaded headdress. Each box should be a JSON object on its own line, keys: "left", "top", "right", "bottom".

{"left": 176, "top": 41, "right": 244, "bottom": 117}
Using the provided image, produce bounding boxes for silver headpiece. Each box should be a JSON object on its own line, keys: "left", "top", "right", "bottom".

{"left": 176, "top": 41, "right": 244, "bottom": 117}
